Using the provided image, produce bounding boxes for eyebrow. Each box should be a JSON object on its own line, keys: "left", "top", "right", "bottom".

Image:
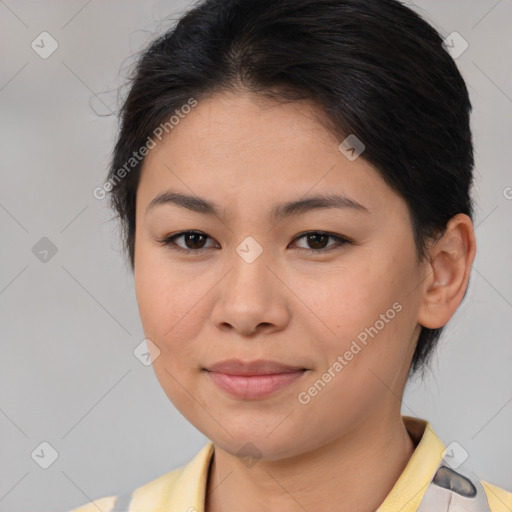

{"left": 146, "top": 191, "right": 370, "bottom": 219}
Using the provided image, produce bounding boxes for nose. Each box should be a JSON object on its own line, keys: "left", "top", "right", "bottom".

{"left": 210, "top": 244, "right": 291, "bottom": 337}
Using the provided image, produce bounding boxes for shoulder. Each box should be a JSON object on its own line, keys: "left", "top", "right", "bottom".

{"left": 67, "top": 465, "right": 184, "bottom": 512}
{"left": 481, "top": 480, "right": 512, "bottom": 512}
{"left": 66, "top": 441, "right": 214, "bottom": 512}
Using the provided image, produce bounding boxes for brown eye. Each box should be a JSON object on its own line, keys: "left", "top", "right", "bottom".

{"left": 159, "top": 231, "right": 217, "bottom": 253}
{"left": 292, "top": 232, "right": 350, "bottom": 252}
{"left": 305, "top": 233, "right": 329, "bottom": 249}
{"left": 181, "top": 232, "right": 208, "bottom": 249}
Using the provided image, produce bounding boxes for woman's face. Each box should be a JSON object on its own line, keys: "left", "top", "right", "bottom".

{"left": 134, "top": 90, "right": 427, "bottom": 460}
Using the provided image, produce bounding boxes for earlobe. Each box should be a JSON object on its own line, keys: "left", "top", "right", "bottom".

{"left": 417, "top": 214, "right": 477, "bottom": 329}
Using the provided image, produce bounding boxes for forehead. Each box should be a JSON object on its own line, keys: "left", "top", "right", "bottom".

{"left": 137, "top": 90, "right": 400, "bottom": 218}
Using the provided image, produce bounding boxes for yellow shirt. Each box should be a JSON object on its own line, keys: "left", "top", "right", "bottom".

{"left": 68, "top": 416, "right": 511, "bottom": 512}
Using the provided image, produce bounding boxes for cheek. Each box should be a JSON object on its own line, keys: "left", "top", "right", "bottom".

{"left": 134, "top": 246, "right": 205, "bottom": 352}
{"left": 302, "top": 250, "right": 419, "bottom": 366}
{"left": 133, "top": 250, "right": 207, "bottom": 413}
{"left": 301, "top": 262, "right": 397, "bottom": 331}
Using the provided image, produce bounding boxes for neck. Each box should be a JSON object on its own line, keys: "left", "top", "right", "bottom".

{"left": 204, "top": 412, "right": 417, "bottom": 512}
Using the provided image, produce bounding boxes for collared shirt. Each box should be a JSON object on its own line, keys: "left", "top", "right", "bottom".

{"left": 68, "top": 416, "right": 512, "bottom": 512}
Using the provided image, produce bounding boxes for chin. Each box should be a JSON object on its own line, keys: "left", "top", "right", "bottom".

{"left": 206, "top": 421, "right": 312, "bottom": 462}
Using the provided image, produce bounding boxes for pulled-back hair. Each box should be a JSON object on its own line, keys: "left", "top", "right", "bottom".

{"left": 105, "top": 0, "right": 474, "bottom": 378}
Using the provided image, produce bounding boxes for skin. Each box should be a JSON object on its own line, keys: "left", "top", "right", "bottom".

{"left": 133, "top": 90, "right": 476, "bottom": 512}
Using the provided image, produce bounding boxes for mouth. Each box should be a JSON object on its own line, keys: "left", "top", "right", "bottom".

{"left": 203, "top": 359, "right": 309, "bottom": 400}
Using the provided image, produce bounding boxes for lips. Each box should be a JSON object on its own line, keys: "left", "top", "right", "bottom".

{"left": 205, "top": 358, "right": 307, "bottom": 376}
{"left": 203, "top": 359, "right": 308, "bottom": 399}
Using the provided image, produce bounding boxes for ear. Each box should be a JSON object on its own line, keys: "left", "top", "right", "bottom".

{"left": 417, "top": 214, "right": 477, "bottom": 329}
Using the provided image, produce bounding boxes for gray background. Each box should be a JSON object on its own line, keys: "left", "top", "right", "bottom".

{"left": 0, "top": 1, "right": 511, "bottom": 511}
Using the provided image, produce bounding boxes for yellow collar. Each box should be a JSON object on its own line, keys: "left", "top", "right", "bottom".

{"left": 127, "top": 415, "right": 443, "bottom": 511}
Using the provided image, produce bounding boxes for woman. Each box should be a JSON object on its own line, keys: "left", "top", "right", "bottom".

{"left": 69, "top": 0, "right": 511, "bottom": 510}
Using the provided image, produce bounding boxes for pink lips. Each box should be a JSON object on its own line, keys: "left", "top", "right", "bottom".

{"left": 204, "top": 359, "right": 307, "bottom": 400}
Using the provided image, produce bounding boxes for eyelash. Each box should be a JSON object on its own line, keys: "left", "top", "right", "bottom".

{"left": 157, "top": 230, "right": 351, "bottom": 255}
